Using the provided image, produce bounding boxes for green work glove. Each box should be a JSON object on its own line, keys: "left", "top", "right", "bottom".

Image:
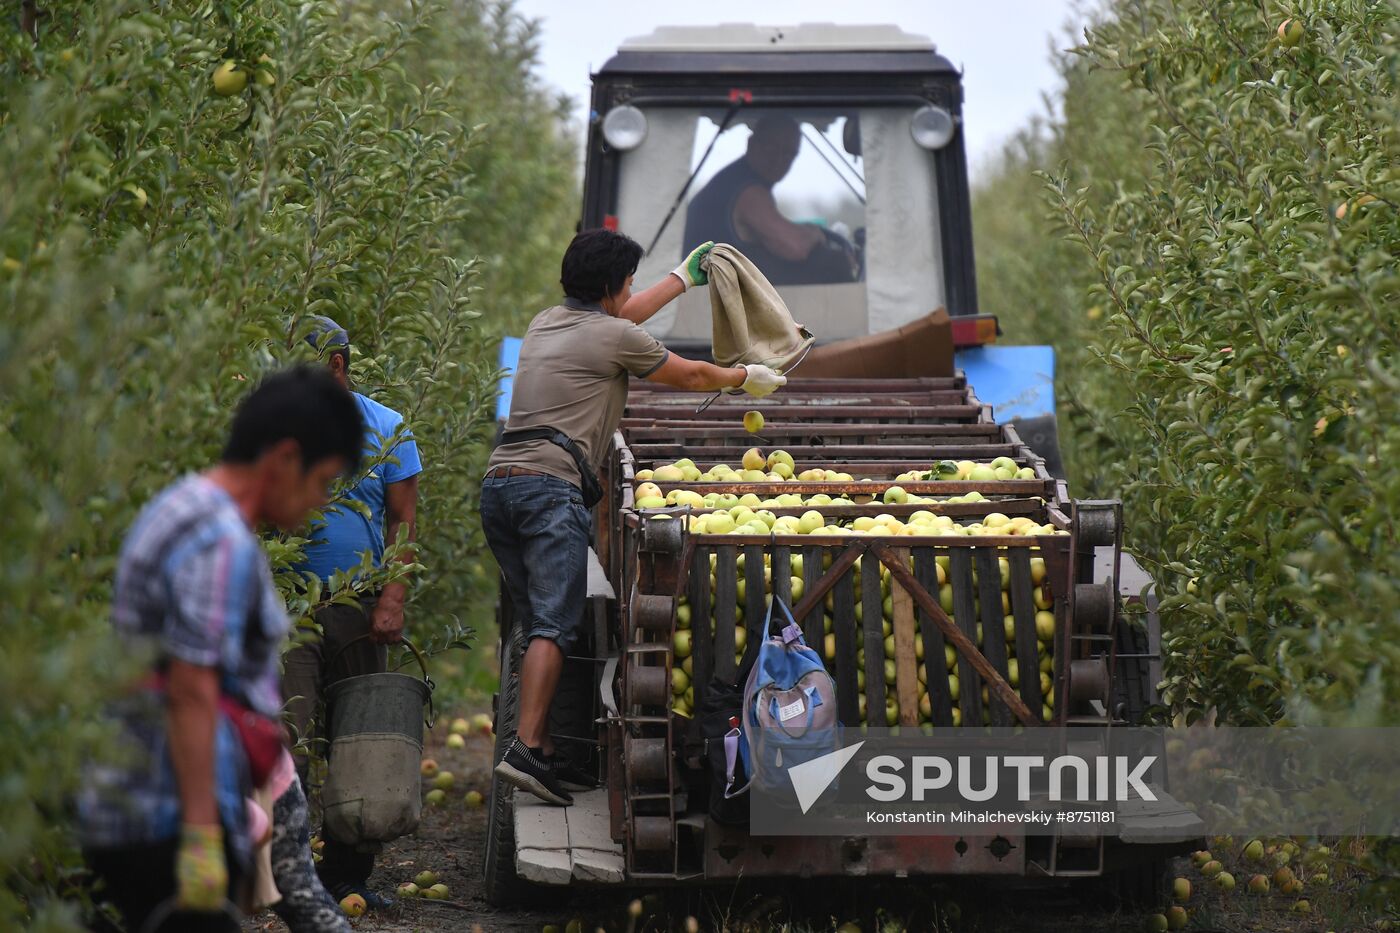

{"left": 671, "top": 240, "right": 715, "bottom": 291}
{"left": 175, "top": 823, "right": 228, "bottom": 911}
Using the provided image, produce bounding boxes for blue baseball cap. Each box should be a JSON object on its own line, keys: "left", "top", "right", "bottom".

{"left": 304, "top": 315, "right": 349, "bottom": 356}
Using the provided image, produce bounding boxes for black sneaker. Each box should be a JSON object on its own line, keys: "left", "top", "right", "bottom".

{"left": 549, "top": 754, "right": 599, "bottom": 791}
{"left": 495, "top": 738, "right": 574, "bottom": 806}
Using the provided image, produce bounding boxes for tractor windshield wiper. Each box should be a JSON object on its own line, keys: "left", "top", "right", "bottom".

{"left": 644, "top": 103, "right": 741, "bottom": 257}
{"left": 801, "top": 125, "right": 866, "bottom": 205}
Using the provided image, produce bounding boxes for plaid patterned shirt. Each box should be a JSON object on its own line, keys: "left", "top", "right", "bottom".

{"left": 77, "top": 475, "right": 289, "bottom": 865}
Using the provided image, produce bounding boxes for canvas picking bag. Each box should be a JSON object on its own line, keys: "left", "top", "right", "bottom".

{"left": 704, "top": 244, "right": 815, "bottom": 372}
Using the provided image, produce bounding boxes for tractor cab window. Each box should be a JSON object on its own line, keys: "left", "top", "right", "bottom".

{"left": 682, "top": 113, "right": 865, "bottom": 287}
{"left": 613, "top": 106, "right": 944, "bottom": 343}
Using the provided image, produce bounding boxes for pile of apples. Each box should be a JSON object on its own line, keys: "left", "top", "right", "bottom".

{"left": 636, "top": 452, "right": 1036, "bottom": 498}
{"left": 634, "top": 453, "right": 1066, "bottom": 540}
{"left": 667, "top": 549, "right": 1057, "bottom": 724}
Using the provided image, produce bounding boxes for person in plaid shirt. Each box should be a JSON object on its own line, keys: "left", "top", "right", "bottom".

{"left": 78, "top": 367, "right": 363, "bottom": 931}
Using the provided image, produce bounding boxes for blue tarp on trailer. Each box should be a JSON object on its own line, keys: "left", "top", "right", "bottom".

{"left": 497, "top": 336, "right": 522, "bottom": 422}
{"left": 954, "top": 345, "right": 1056, "bottom": 420}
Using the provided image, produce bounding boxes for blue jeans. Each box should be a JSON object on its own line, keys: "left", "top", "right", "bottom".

{"left": 480, "top": 474, "right": 592, "bottom": 654}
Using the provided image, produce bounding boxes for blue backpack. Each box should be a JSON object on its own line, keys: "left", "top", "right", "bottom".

{"left": 724, "top": 597, "right": 841, "bottom": 806}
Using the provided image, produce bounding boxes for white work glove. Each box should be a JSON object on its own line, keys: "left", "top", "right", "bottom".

{"left": 737, "top": 364, "right": 786, "bottom": 398}
{"left": 671, "top": 241, "right": 714, "bottom": 291}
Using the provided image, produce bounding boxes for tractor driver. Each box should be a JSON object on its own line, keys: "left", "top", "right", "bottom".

{"left": 683, "top": 114, "right": 858, "bottom": 286}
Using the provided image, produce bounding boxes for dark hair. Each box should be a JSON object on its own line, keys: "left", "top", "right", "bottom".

{"left": 222, "top": 365, "right": 363, "bottom": 472}
{"left": 560, "top": 228, "right": 643, "bottom": 302}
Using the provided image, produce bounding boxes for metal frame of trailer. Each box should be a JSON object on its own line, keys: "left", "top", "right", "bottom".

{"left": 484, "top": 376, "right": 1201, "bottom": 904}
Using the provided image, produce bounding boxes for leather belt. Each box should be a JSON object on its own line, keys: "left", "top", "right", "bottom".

{"left": 485, "top": 465, "right": 548, "bottom": 479}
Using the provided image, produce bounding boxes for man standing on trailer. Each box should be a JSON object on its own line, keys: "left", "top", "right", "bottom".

{"left": 483, "top": 229, "right": 786, "bottom": 805}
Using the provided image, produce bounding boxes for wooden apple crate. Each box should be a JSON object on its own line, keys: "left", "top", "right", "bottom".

{"left": 597, "top": 377, "right": 1190, "bottom": 881}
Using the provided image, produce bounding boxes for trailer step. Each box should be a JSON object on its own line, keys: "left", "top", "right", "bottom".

{"left": 1116, "top": 786, "right": 1207, "bottom": 845}
{"left": 514, "top": 789, "right": 625, "bottom": 885}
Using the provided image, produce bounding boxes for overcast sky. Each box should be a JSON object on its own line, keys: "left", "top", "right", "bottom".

{"left": 512, "top": 1, "right": 1089, "bottom": 184}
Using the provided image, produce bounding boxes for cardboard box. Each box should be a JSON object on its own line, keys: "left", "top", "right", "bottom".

{"left": 793, "top": 309, "right": 954, "bottom": 379}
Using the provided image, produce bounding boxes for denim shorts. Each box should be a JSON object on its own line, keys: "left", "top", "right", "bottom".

{"left": 480, "top": 473, "right": 593, "bottom": 654}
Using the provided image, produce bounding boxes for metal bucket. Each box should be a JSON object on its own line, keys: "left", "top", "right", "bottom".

{"left": 321, "top": 637, "right": 434, "bottom": 845}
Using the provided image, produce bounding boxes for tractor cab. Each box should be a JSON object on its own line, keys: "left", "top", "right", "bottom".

{"left": 579, "top": 23, "right": 1059, "bottom": 469}
{"left": 584, "top": 23, "right": 978, "bottom": 346}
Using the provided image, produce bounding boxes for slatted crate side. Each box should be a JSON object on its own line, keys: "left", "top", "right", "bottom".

{"left": 669, "top": 534, "right": 1063, "bottom": 730}
{"left": 625, "top": 403, "right": 990, "bottom": 426}
{"left": 624, "top": 388, "right": 980, "bottom": 406}
{"left": 621, "top": 423, "right": 1007, "bottom": 447}
{"left": 913, "top": 548, "right": 955, "bottom": 727}
{"left": 625, "top": 382, "right": 975, "bottom": 407}
{"left": 627, "top": 442, "right": 1028, "bottom": 462}
{"left": 627, "top": 419, "right": 1027, "bottom": 452}
{"left": 627, "top": 375, "right": 968, "bottom": 398}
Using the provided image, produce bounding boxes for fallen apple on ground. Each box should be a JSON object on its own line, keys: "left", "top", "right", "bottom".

{"left": 339, "top": 893, "right": 366, "bottom": 917}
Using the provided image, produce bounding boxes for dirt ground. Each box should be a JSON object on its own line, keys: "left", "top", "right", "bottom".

{"left": 242, "top": 715, "right": 1391, "bottom": 933}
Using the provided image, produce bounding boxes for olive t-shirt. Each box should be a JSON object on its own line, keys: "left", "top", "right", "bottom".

{"left": 487, "top": 298, "right": 669, "bottom": 487}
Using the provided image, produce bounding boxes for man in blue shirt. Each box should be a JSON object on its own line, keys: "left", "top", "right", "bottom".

{"left": 282, "top": 316, "right": 422, "bottom": 908}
